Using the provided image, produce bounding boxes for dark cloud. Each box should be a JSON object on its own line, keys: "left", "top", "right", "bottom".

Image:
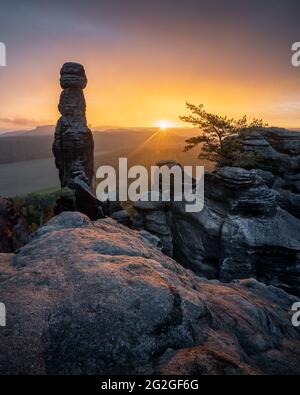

{"left": 1, "top": 0, "right": 298, "bottom": 78}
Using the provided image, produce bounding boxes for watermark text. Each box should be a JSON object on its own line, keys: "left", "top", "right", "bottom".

{"left": 0, "top": 42, "right": 6, "bottom": 67}
{"left": 291, "top": 42, "right": 300, "bottom": 67}
{"left": 96, "top": 158, "right": 204, "bottom": 213}
{"left": 0, "top": 302, "right": 6, "bottom": 327}
{"left": 292, "top": 302, "right": 300, "bottom": 327}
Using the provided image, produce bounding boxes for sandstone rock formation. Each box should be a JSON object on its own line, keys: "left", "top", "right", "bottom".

{"left": 133, "top": 195, "right": 173, "bottom": 256}
{"left": 53, "top": 62, "right": 94, "bottom": 189}
{"left": 52, "top": 63, "right": 127, "bottom": 222}
{"left": 241, "top": 127, "right": 300, "bottom": 218}
{"left": 0, "top": 197, "right": 30, "bottom": 252}
{"left": 52, "top": 62, "right": 103, "bottom": 220}
{"left": 133, "top": 128, "right": 300, "bottom": 296}
{"left": 0, "top": 212, "right": 299, "bottom": 374}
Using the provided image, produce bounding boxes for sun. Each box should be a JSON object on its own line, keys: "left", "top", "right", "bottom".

{"left": 156, "top": 120, "right": 171, "bottom": 130}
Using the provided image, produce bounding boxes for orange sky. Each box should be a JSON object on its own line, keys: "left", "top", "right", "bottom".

{"left": 0, "top": 1, "right": 300, "bottom": 130}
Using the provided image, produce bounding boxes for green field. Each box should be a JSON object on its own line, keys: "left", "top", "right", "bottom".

{"left": 0, "top": 158, "right": 59, "bottom": 197}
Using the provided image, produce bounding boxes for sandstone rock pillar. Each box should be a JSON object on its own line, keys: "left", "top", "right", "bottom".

{"left": 52, "top": 62, "right": 94, "bottom": 188}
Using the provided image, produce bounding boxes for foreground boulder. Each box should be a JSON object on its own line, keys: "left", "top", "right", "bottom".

{"left": 0, "top": 212, "right": 299, "bottom": 374}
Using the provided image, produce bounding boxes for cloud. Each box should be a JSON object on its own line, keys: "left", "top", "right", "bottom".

{"left": 0, "top": 117, "right": 48, "bottom": 127}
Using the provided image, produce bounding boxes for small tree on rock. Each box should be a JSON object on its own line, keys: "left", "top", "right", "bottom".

{"left": 180, "top": 102, "right": 267, "bottom": 167}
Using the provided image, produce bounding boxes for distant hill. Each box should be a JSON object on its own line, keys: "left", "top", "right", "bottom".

{"left": 0, "top": 135, "right": 54, "bottom": 164}
{"left": 0, "top": 125, "right": 210, "bottom": 197}
{"left": 0, "top": 126, "right": 197, "bottom": 165}
{"left": 0, "top": 125, "right": 55, "bottom": 137}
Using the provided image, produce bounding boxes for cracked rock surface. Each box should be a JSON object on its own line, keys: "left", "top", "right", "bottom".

{"left": 0, "top": 212, "right": 299, "bottom": 374}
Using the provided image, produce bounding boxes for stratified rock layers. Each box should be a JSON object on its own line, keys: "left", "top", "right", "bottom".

{"left": 52, "top": 62, "right": 94, "bottom": 189}
{"left": 0, "top": 212, "right": 299, "bottom": 374}
{"left": 133, "top": 129, "right": 300, "bottom": 296}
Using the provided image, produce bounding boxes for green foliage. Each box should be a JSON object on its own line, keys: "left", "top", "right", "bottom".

{"left": 12, "top": 189, "right": 60, "bottom": 231}
{"left": 180, "top": 102, "right": 268, "bottom": 167}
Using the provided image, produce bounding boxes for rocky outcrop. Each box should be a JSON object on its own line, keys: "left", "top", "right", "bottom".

{"left": 52, "top": 62, "right": 128, "bottom": 222}
{"left": 0, "top": 212, "right": 299, "bottom": 374}
{"left": 0, "top": 197, "right": 30, "bottom": 252}
{"left": 243, "top": 128, "right": 300, "bottom": 174}
{"left": 242, "top": 128, "right": 300, "bottom": 218}
{"left": 52, "top": 62, "right": 102, "bottom": 220}
{"left": 133, "top": 129, "right": 300, "bottom": 296}
{"left": 133, "top": 165, "right": 300, "bottom": 296}
{"left": 133, "top": 195, "right": 173, "bottom": 256}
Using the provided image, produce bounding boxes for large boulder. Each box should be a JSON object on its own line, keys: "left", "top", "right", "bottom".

{"left": 0, "top": 212, "right": 299, "bottom": 374}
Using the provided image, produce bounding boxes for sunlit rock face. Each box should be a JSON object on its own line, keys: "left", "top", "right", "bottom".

{"left": 52, "top": 62, "right": 94, "bottom": 189}
{"left": 0, "top": 212, "right": 299, "bottom": 374}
